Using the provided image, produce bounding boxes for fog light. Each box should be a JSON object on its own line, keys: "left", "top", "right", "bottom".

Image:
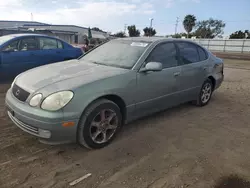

{"left": 38, "top": 129, "right": 51, "bottom": 138}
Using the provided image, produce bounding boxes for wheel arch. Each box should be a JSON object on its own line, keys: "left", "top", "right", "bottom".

{"left": 80, "top": 94, "right": 127, "bottom": 125}
{"left": 208, "top": 76, "right": 216, "bottom": 91}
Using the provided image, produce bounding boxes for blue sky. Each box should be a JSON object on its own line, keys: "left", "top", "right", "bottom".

{"left": 0, "top": 0, "right": 249, "bottom": 36}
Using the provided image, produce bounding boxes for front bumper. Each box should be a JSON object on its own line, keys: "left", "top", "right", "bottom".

{"left": 5, "top": 89, "right": 79, "bottom": 144}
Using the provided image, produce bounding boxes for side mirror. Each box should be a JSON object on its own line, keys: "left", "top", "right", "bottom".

{"left": 140, "top": 62, "right": 163, "bottom": 72}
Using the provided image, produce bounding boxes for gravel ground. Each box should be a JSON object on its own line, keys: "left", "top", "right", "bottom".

{"left": 0, "top": 59, "right": 250, "bottom": 188}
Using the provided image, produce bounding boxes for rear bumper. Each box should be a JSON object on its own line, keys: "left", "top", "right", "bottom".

{"left": 5, "top": 89, "right": 79, "bottom": 144}
{"left": 214, "top": 72, "right": 224, "bottom": 90}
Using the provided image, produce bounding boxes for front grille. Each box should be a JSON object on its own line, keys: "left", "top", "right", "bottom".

{"left": 12, "top": 84, "right": 30, "bottom": 102}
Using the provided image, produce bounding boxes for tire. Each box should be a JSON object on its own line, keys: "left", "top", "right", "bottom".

{"left": 195, "top": 79, "right": 213, "bottom": 106}
{"left": 77, "top": 99, "right": 122, "bottom": 149}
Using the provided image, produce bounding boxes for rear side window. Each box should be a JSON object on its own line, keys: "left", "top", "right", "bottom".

{"left": 197, "top": 47, "right": 208, "bottom": 61}
{"left": 176, "top": 42, "right": 199, "bottom": 64}
{"left": 20, "top": 37, "right": 38, "bottom": 51}
{"left": 57, "top": 40, "right": 63, "bottom": 49}
{"left": 146, "top": 42, "right": 178, "bottom": 69}
{"left": 39, "top": 37, "right": 58, "bottom": 49}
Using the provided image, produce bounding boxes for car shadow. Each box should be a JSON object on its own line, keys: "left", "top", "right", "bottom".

{"left": 214, "top": 175, "right": 250, "bottom": 188}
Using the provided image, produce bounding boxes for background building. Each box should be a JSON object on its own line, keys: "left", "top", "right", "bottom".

{"left": 0, "top": 20, "right": 109, "bottom": 44}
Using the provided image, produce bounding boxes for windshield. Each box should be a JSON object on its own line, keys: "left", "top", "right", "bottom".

{"left": 0, "top": 35, "right": 15, "bottom": 46}
{"left": 80, "top": 40, "right": 150, "bottom": 69}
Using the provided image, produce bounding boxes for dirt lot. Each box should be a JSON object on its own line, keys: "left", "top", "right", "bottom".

{"left": 1, "top": 59, "right": 250, "bottom": 188}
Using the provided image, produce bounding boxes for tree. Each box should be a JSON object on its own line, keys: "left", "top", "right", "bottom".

{"left": 92, "top": 27, "right": 104, "bottom": 32}
{"left": 168, "top": 32, "right": 188, "bottom": 38}
{"left": 127, "top": 25, "right": 140, "bottom": 37}
{"left": 193, "top": 18, "right": 226, "bottom": 38}
{"left": 113, "top": 32, "right": 126, "bottom": 38}
{"left": 230, "top": 30, "right": 250, "bottom": 39}
{"left": 143, "top": 27, "right": 156, "bottom": 36}
{"left": 183, "top": 14, "right": 196, "bottom": 38}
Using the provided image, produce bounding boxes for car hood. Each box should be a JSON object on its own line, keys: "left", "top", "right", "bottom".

{"left": 15, "top": 59, "right": 129, "bottom": 93}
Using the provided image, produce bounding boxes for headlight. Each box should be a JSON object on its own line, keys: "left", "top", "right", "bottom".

{"left": 41, "top": 91, "right": 74, "bottom": 111}
{"left": 11, "top": 76, "right": 18, "bottom": 88}
{"left": 29, "top": 93, "right": 43, "bottom": 107}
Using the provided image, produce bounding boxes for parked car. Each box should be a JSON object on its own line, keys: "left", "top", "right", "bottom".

{"left": 5, "top": 37, "right": 224, "bottom": 149}
{"left": 0, "top": 34, "right": 83, "bottom": 82}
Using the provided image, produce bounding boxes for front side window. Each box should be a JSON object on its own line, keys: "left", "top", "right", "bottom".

{"left": 20, "top": 37, "right": 38, "bottom": 51}
{"left": 80, "top": 40, "right": 150, "bottom": 69}
{"left": 2, "top": 40, "right": 19, "bottom": 52}
{"left": 39, "top": 37, "right": 58, "bottom": 49}
{"left": 176, "top": 42, "right": 199, "bottom": 64}
{"left": 146, "top": 42, "right": 178, "bottom": 69}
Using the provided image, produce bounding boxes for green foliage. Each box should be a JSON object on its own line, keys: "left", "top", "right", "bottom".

{"left": 193, "top": 18, "right": 226, "bottom": 38}
{"left": 127, "top": 25, "right": 140, "bottom": 37}
{"left": 91, "top": 27, "right": 104, "bottom": 32}
{"left": 168, "top": 32, "right": 189, "bottom": 38}
{"left": 183, "top": 14, "right": 196, "bottom": 37}
{"left": 143, "top": 27, "right": 156, "bottom": 36}
{"left": 113, "top": 32, "right": 126, "bottom": 38}
{"left": 230, "top": 30, "right": 250, "bottom": 39}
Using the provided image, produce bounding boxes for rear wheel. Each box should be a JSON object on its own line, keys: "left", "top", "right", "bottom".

{"left": 195, "top": 79, "right": 213, "bottom": 106}
{"left": 77, "top": 99, "right": 122, "bottom": 149}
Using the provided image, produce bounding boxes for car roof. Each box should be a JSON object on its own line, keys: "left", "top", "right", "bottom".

{"left": 115, "top": 37, "right": 197, "bottom": 43}
{"left": 2, "top": 33, "right": 48, "bottom": 38}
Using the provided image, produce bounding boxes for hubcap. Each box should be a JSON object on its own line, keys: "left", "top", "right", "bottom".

{"left": 201, "top": 83, "right": 212, "bottom": 103}
{"left": 89, "top": 109, "right": 118, "bottom": 144}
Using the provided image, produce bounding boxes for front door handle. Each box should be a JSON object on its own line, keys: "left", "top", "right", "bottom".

{"left": 174, "top": 72, "right": 180, "bottom": 77}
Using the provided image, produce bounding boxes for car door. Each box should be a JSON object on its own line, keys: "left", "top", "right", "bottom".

{"left": 135, "top": 42, "right": 182, "bottom": 117}
{"left": 0, "top": 37, "right": 39, "bottom": 81}
{"left": 176, "top": 42, "right": 209, "bottom": 103}
{"left": 37, "top": 37, "right": 65, "bottom": 65}
{"left": 0, "top": 39, "right": 21, "bottom": 81}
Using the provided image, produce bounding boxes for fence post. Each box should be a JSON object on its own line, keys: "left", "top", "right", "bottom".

{"left": 223, "top": 40, "right": 227, "bottom": 52}
{"left": 207, "top": 39, "right": 210, "bottom": 50}
{"left": 241, "top": 40, "right": 245, "bottom": 54}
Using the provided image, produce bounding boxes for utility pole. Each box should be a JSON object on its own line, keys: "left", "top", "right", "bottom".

{"left": 175, "top": 17, "right": 179, "bottom": 35}
{"left": 149, "top": 18, "right": 153, "bottom": 37}
{"left": 124, "top": 24, "right": 127, "bottom": 35}
{"left": 31, "top": 13, "right": 33, "bottom": 21}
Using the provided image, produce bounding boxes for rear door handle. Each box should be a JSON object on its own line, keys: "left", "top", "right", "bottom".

{"left": 174, "top": 72, "right": 180, "bottom": 77}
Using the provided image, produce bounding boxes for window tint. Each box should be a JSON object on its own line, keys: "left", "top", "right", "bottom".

{"left": 57, "top": 40, "right": 63, "bottom": 49}
{"left": 146, "top": 42, "right": 178, "bottom": 69}
{"left": 20, "top": 37, "right": 38, "bottom": 51}
{"left": 176, "top": 42, "right": 199, "bottom": 64}
{"left": 3, "top": 40, "right": 19, "bottom": 52}
{"left": 197, "top": 47, "right": 207, "bottom": 61}
{"left": 39, "top": 37, "right": 58, "bottom": 49}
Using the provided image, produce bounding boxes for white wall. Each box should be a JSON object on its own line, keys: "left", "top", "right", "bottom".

{"left": 191, "top": 39, "right": 250, "bottom": 53}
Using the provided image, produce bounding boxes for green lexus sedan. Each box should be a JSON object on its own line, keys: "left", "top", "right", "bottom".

{"left": 5, "top": 37, "right": 224, "bottom": 149}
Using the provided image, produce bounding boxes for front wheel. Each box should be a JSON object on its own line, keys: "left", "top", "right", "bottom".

{"left": 77, "top": 99, "right": 122, "bottom": 149}
{"left": 195, "top": 79, "right": 213, "bottom": 106}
